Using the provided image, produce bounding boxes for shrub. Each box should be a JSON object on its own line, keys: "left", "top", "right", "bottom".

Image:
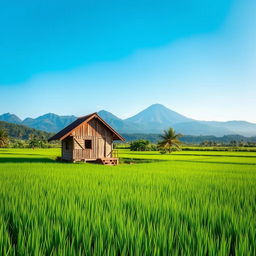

{"left": 130, "top": 140, "right": 150, "bottom": 151}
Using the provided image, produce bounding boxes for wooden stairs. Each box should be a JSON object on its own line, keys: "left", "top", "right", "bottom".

{"left": 97, "top": 158, "right": 119, "bottom": 166}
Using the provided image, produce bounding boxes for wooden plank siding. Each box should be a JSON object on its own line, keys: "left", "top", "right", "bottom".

{"left": 70, "top": 118, "right": 113, "bottom": 162}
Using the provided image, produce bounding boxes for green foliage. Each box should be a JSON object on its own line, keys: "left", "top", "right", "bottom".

{"left": 0, "top": 121, "right": 52, "bottom": 140}
{"left": 0, "top": 148, "right": 256, "bottom": 255}
{"left": 129, "top": 140, "right": 158, "bottom": 151}
{"left": 199, "top": 140, "right": 254, "bottom": 148}
{"left": 10, "top": 139, "right": 26, "bottom": 148}
{"left": 28, "top": 135, "right": 47, "bottom": 149}
{"left": 148, "top": 143, "right": 158, "bottom": 151}
{"left": 0, "top": 129, "right": 9, "bottom": 148}
{"left": 121, "top": 133, "right": 256, "bottom": 145}
{"left": 119, "top": 148, "right": 256, "bottom": 164}
{"left": 158, "top": 128, "right": 183, "bottom": 153}
{"left": 182, "top": 146, "right": 256, "bottom": 152}
{"left": 130, "top": 140, "right": 150, "bottom": 151}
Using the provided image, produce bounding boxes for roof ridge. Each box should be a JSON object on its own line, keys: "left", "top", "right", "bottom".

{"left": 48, "top": 112, "right": 124, "bottom": 141}
{"left": 77, "top": 112, "right": 96, "bottom": 119}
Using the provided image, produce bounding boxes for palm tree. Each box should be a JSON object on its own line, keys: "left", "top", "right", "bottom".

{"left": 158, "top": 128, "right": 183, "bottom": 153}
{"left": 0, "top": 129, "right": 9, "bottom": 148}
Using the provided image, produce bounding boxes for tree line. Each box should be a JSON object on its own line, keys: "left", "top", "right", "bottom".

{"left": 0, "top": 128, "right": 59, "bottom": 148}
{"left": 121, "top": 133, "right": 256, "bottom": 144}
{"left": 0, "top": 121, "right": 52, "bottom": 140}
{"left": 0, "top": 121, "right": 59, "bottom": 148}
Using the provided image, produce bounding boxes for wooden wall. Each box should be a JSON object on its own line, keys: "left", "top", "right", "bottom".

{"left": 65, "top": 118, "right": 113, "bottom": 161}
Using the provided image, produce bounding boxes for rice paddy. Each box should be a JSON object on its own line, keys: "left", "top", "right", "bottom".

{"left": 0, "top": 148, "right": 256, "bottom": 255}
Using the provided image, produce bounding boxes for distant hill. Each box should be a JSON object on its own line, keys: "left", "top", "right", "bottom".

{"left": 98, "top": 110, "right": 127, "bottom": 131}
{"left": 0, "top": 113, "right": 76, "bottom": 133}
{"left": 202, "top": 120, "right": 256, "bottom": 137}
{"left": 1, "top": 104, "right": 256, "bottom": 136}
{"left": 98, "top": 110, "right": 141, "bottom": 133}
{"left": 0, "top": 113, "right": 22, "bottom": 124}
{"left": 1, "top": 119, "right": 255, "bottom": 144}
{"left": 172, "top": 121, "right": 233, "bottom": 137}
{"left": 0, "top": 121, "right": 52, "bottom": 140}
{"left": 22, "top": 113, "right": 77, "bottom": 133}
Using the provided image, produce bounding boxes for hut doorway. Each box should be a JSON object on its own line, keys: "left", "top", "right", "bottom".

{"left": 97, "top": 137, "right": 106, "bottom": 158}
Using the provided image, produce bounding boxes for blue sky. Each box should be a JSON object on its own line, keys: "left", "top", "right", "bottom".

{"left": 1, "top": 0, "right": 255, "bottom": 122}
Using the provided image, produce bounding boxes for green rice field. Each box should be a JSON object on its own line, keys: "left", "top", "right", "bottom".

{"left": 0, "top": 148, "right": 256, "bottom": 255}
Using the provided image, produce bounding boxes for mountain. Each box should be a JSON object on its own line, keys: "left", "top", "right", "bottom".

{"left": 2, "top": 118, "right": 255, "bottom": 144}
{"left": 98, "top": 110, "right": 141, "bottom": 133}
{"left": 0, "top": 113, "right": 22, "bottom": 124}
{"left": 172, "top": 121, "right": 234, "bottom": 137}
{"left": 0, "top": 113, "right": 77, "bottom": 133}
{"left": 123, "top": 104, "right": 256, "bottom": 136}
{"left": 22, "top": 113, "right": 77, "bottom": 133}
{"left": 202, "top": 120, "right": 256, "bottom": 137}
{"left": 98, "top": 110, "right": 126, "bottom": 130}
{"left": 1, "top": 104, "right": 256, "bottom": 136}
{"left": 126, "top": 104, "right": 192, "bottom": 126}
{"left": 0, "top": 121, "right": 52, "bottom": 140}
{"left": 125, "top": 104, "right": 192, "bottom": 132}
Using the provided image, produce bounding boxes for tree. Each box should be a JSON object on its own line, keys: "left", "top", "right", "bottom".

{"left": 0, "top": 129, "right": 9, "bottom": 148}
{"left": 12, "top": 139, "right": 26, "bottom": 148}
{"left": 28, "top": 135, "right": 46, "bottom": 149}
{"left": 157, "top": 128, "right": 183, "bottom": 153}
{"left": 130, "top": 140, "right": 150, "bottom": 151}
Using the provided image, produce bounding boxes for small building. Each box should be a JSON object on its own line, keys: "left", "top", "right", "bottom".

{"left": 48, "top": 112, "right": 125, "bottom": 165}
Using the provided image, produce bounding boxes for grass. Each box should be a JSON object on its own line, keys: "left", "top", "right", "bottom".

{"left": 0, "top": 148, "right": 256, "bottom": 255}
{"left": 182, "top": 146, "right": 256, "bottom": 152}
{"left": 119, "top": 149, "right": 256, "bottom": 165}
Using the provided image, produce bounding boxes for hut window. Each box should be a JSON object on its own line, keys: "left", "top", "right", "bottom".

{"left": 85, "top": 140, "right": 92, "bottom": 149}
{"left": 65, "top": 141, "right": 70, "bottom": 150}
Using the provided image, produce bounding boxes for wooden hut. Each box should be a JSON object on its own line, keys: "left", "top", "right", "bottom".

{"left": 48, "top": 112, "right": 125, "bottom": 165}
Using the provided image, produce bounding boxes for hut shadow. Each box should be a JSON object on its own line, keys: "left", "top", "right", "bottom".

{"left": 0, "top": 157, "right": 56, "bottom": 163}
